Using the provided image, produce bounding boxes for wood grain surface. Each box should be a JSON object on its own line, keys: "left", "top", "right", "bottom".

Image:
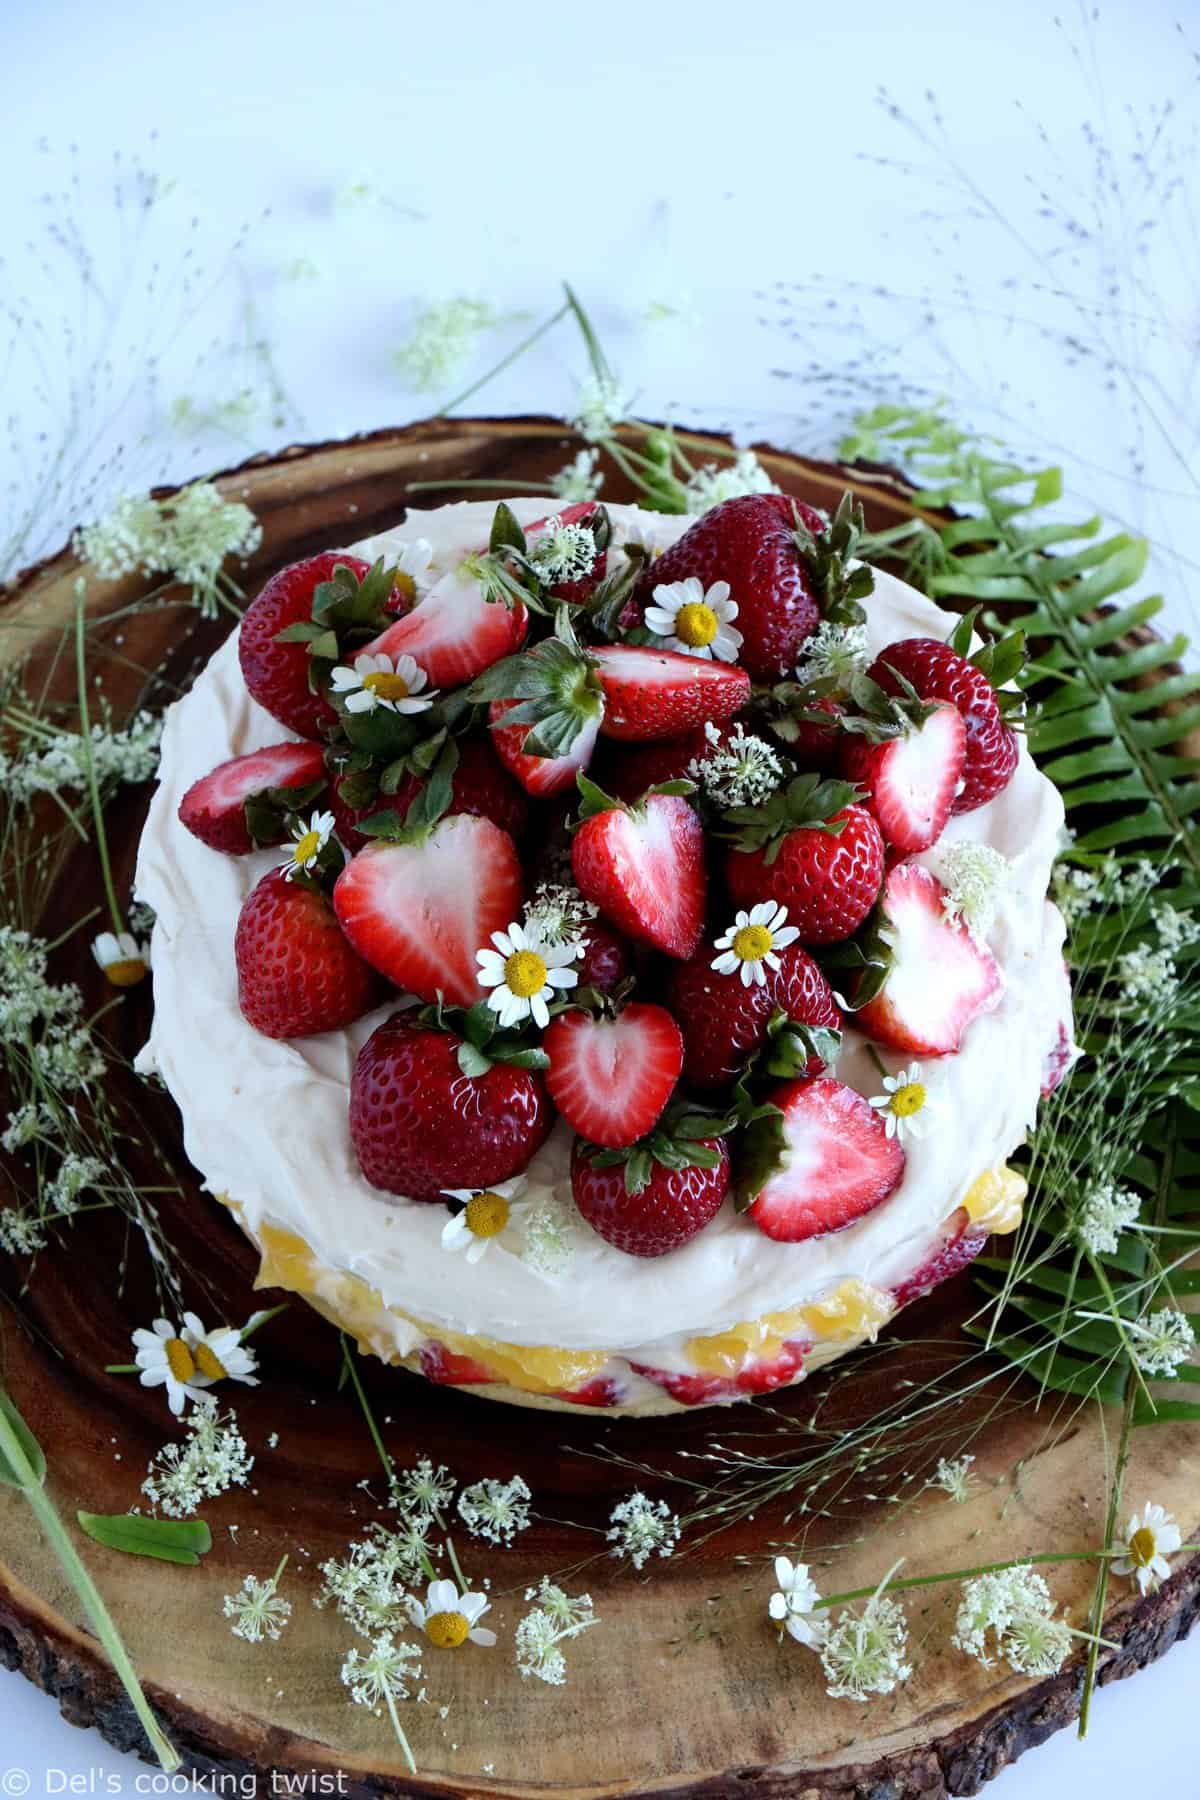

{"left": 1, "top": 416, "right": 1197, "bottom": 1798}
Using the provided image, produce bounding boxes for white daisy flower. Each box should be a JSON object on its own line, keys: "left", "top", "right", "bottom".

{"left": 644, "top": 576, "right": 742, "bottom": 662}
{"left": 181, "top": 1311, "right": 261, "bottom": 1391}
{"left": 390, "top": 538, "right": 435, "bottom": 607}
{"left": 1112, "top": 1502, "right": 1182, "bottom": 1595}
{"left": 868, "top": 1064, "right": 945, "bottom": 1142}
{"left": 330, "top": 651, "right": 436, "bottom": 716}
{"left": 281, "top": 809, "right": 335, "bottom": 881}
{"left": 441, "top": 1176, "right": 529, "bottom": 1263}
{"left": 768, "top": 1556, "right": 828, "bottom": 1649}
{"left": 711, "top": 902, "right": 800, "bottom": 988}
{"left": 406, "top": 1577, "right": 496, "bottom": 1649}
{"left": 132, "top": 1318, "right": 215, "bottom": 1417}
{"left": 90, "top": 930, "right": 149, "bottom": 988}
{"left": 475, "top": 920, "right": 580, "bottom": 1030}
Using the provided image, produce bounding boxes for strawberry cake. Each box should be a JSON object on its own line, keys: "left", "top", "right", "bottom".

{"left": 135, "top": 489, "right": 1073, "bottom": 1414}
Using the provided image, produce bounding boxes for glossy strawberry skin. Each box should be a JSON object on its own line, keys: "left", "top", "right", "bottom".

{"left": 780, "top": 696, "right": 843, "bottom": 772}
{"left": 870, "top": 638, "right": 1019, "bottom": 813}
{"left": 488, "top": 698, "right": 600, "bottom": 797}
{"left": 330, "top": 738, "right": 528, "bottom": 854}
{"left": 668, "top": 940, "right": 842, "bottom": 1090}
{"left": 890, "top": 1208, "right": 987, "bottom": 1308}
{"left": 178, "top": 742, "right": 327, "bottom": 854}
{"left": 591, "top": 645, "right": 751, "bottom": 742}
{"left": 234, "top": 869, "right": 380, "bottom": 1040}
{"left": 239, "top": 553, "right": 370, "bottom": 740}
{"left": 575, "top": 917, "right": 632, "bottom": 994}
{"left": 571, "top": 1136, "right": 730, "bottom": 1258}
{"left": 725, "top": 804, "right": 884, "bottom": 944}
{"left": 350, "top": 1018, "right": 551, "bottom": 1201}
{"left": 595, "top": 728, "right": 713, "bottom": 804}
{"left": 637, "top": 493, "right": 825, "bottom": 679}
{"left": 571, "top": 793, "right": 707, "bottom": 960}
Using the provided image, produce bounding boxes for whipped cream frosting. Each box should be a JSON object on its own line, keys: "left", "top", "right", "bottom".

{"left": 135, "top": 497, "right": 1069, "bottom": 1368}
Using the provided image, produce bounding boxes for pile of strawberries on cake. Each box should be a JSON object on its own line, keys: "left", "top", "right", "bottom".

{"left": 178, "top": 491, "right": 1026, "bottom": 1260}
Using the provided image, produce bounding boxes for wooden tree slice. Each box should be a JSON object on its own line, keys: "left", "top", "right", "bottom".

{"left": 1, "top": 417, "right": 1198, "bottom": 1798}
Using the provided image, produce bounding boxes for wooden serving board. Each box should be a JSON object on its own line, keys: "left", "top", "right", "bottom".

{"left": 1, "top": 418, "right": 1198, "bottom": 1798}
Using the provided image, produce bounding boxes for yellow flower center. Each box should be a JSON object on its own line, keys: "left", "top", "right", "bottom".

{"left": 393, "top": 571, "right": 417, "bottom": 605}
{"left": 890, "top": 1082, "right": 927, "bottom": 1118}
{"left": 165, "top": 1338, "right": 197, "bottom": 1384}
{"left": 292, "top": 829, "right": 321, "bottom": 866}
{"left": 504, "top": 949, "right": 548, "bottom": 998}
{"left": 363, "top": 670, "right": 411, "bottom": 701}
{"left": 1129, "top": 1526, "right": 1157, "bottom": 1567}
{"left": 426, "top": 1610, "right": 470, "bottom": 1649}
{"left": 674, "top": 601, "right": 719, "bottom": 647}
{"left": 733, "top": 923, "right": 773, "bottom": 963}
{"left": 464, "top": 1192, "right": 510, "bottom": 1239}
{"left": 193, "top": 1341, "right": 229, "bottom": 1381}
{"left": 104, "top": 957, "right": 148, "bottom": 989}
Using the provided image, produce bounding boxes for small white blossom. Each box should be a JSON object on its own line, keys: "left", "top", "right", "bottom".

{"left": 868, "top": 1064, "right": 944, "bottom": 1143}
{"left": 644, "top": 576, "right": 742, "bottom": 662}
{"left": 936, "top": 842, "right": 1010, "bottom": 942}
{"left": 520, "top": 1199, "right": 577, "bottom": 1278}
{"left": 1153, "top": 902, "right": 1200, "bottom": 954}
{"left": 390, "top": 1457, "right": 456, "bottom": 1522}
{"left": 390, "top": 538, "right": 436, "bottom": 604}
{"left": 457, "top": 1475, "right": 532, "bottom": 1545}
{"left": 341, "top": 1630, "right": 422, "bottom": 1712}
{"left": 1, "top": 711, "right": 161, "bottom": 807}
{"left": 224, "top": 1560, "right": 292, "bottom": 1643}
{"left": 930, "top": 1455, "right": 975, "bottom": 1504}
{"left": 330, "top": 651, "right": 436, "bottom": 716}
{"left": 317, "top": 1521, "right": 429, "bottom": 1637}
{"left": 393, "top": 298, "right": 505, "bottom": 393}
{"left": 607, "top": 1491, "right": 680, "bottom": 1570}
{"left": 952, "top": 1564, "right": 1070, "bottom": 1675}
{"left": 550, "top": 448, "right": 603, "bottom": 504}
{"left": 683, "top": 450, "right": 777, "bottom": 513}
{"left": 0, "top": 1210, "right": 48, "bottom": 1255}
{"left": 141, "top": 1397, "right": 253, "bottom": 1518}
{"left": 1074, "top": 1181, "right": 1141, "bottom": 1256}
{"left": 516, "top": 1578, "right": 597, "bottom": 1685}
{"left": 75, "top": 483, "right": 261, "bottom": 619}
{"left": 571, "top": 373, "right": 631, "bottom": 443}
{"left": 441, "top": 1177, "right": 530, "bottom": 1263}
{"left": 1129, "top": 1307, "right": 1196, "bottom": 1377}
{"left": 688, "top": 721, "right": 785, "bottom": 809}
{"left": 528, "top": 515, "right": 598, "bottom": 585}
{"left": 794, "top": 620, "right": 869, "bottom": 687}
{"left": 407, "top": 1577, "right": 496, "bottom": 1649}
{"left": 711, "top": 901, "right": 800, "bottom": 988}
{"left": 1112, "top": 1502, "right": 1182, "bottom": 1595}
{"left": 90, "top": 931, "right": 150, "bottom": 988}
{"left": 523, "top": 883, "right": 597, "bottom": 948}
{"left": 1, "top": 1103, "right": 52, "bottom": 1155}
{"left": 1116, "top": 941, "right": 1180, "bottom": 1004}
{"left": 819, "top": 1582, "right": 912, "bottom": 1702}
{"left": 768, "top": 1556, "right": 827, "bottom": 1649}
{"left": 43, "top": 1152, "right": 106, "bottom": 1216}
{"left": 475, "top": 919, "right": 580, "bottom": 1030}
{"left": 281, "top": 809, "right": 335, "bottom": 881}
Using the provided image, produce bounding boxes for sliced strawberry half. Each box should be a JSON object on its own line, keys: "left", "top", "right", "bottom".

{"left": 419, "top": 1342, "right": 497, "bottom": 1387}
{"left": 333, "top": 813, "right": 522, "bottom": 1007}
{"left": 590, "top": 645, "right": 751, "bottom": 742}
{"left": 554, "top": 1374, "right": 622, "bottom": 1408}
{"left": 488, "top": 697, "right": 600, "bottom": 797}
{"left": 742, "top": 1077, "right": 905, "bottom": 1242}
{"left": 543, "top": 1003, "right": 683, "bottom": 1148}
{"left": 631, "top": 1341, "right": 809, "bottom": 1405}
{"left": 571, "top": 789, "right": 706, "bottom": 959}
{"left": 839, "top": 701, "right": 965, "bottom": 855}
{"left": 364, "top": 566, "right": 527, "bottom": 689}
{"left": 178, "top": 742, "right": 326, "bottom": 854}
{"left": 856, "top": 863, "right": 1003, "bottom": 1056}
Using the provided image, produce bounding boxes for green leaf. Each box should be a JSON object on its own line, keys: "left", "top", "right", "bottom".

{"left": 0, "top": 1391, "right": 45, "bottom": 1488}
{"left": 456, "top": 1041, "right": 493, "bottom": 1078}
{"left": 490, "top": 501, "right": 528, "bottom": 558}
{"left": 77, "top": 1513, "right": 212, "bottom": 1566}
{"left": 733, "top": 1109, "right": 787, "bottom": 1212}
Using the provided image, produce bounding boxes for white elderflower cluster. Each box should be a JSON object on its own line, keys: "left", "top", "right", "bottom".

{"left": 515, "top": 1578, "right": 597, "bottom": 1685}
{"left": 528, "top": 515, "right": 597, "bottom": 584}
{"left": 42, "top": 1152, "right": 107, "bottom": 1217}
{"left": 606, "top": 1491, "right": 681, "bottom": 1570}
{"left": 1129, "top": 1307, "right": 1196, "bottom": 1377}
{"left": 683, "top": 450, "right": 777, "bottom": 514}
{"left": 937, "top": 843, "right": 1010, "bottom": 942}
{"left": 0, "top": 929, "right": 104, "bottom": 1090}
{"left": 393, "top": 298, "right": 504, "bottom": 393}
{"left": 520, "top": 1199, "right": 576, "bottom": 1278}
{"left": 316, "top": 1520, "right": 430, "bottom": 1638}
{"left": 75, "top": 483, "right": 261, "bottom": 618}
{"left": 930, "top": 1454, "right": 976, "bottom": 1504}
{"left": 523, "top": 883, "right": 596, "bottom": 949}
{"left": 952, "top": 1564, "right": 1072, "bottom": 1676}
{"left": 1073, "top": 1181, "right": 1141, "bottom": 1256}
{"left": 688, "top": 721, "right": 786, "bottom": 810}
{"left": 550, "top": 447, "right": 603, "bottom": 504}
{"left": 223, "top": 1561, "right": 292, "bottom": 1643}
{"left": 0, "top": 709, "right": 162, "bottom": 806}
{"left": 457, "top": 1475, "right": 532, "bottom": 1546}
{"left": 571, "top": 373, "right": 631, "bottom": 444}
{"left": 819, "top": 1586, "right": 913, "bottom": 1702}
{"left": 794, "top": 620, "right": 869, "bottom": 687}
{"left": 389, "top": 1456, "right": 456, "bottom": 1521}
{"left": 141, "top": 1397, "right": 254, "bottom": 1519}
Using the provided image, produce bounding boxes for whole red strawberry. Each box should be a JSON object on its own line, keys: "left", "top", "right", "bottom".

{"left": 571, "top": 1126, "right": 730, "bottom": 1258}
{"left": 869, "top": 636, "right": 1020, "bottom": 813}
{"left": 234, "top": 868, "right": 380, "bottom": 1039}
{"left": 350, "top": 1017, "right": 552, "bottom": 1200}
{"left": 330, "top": 738, "right": 528, "bottom": 853}
{"left": 723, "top": 774, "right": 884, "bottom": 944}
{"left": 239, "top": 553, "right": 370, "bottom": 740}
{"left": 669, "top": 938, "right": 842, "bottom": 1090}
{"left": 575, "top": 916, "right": 632, "bottom": 993}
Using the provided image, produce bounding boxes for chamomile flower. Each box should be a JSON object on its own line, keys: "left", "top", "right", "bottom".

{"left": 91, "top": 930, "right": 149, "bottom": 988}
{"left": 330, "top": 651, "right": 436, "bottom": 716}
{"left": 644, "top": 577, "right": 742, "bottom": 662}
{"left": 1113, "top": 1502, "right": 1182, "bottom": 1594}
{"left": 281, "top": 810, "right": 335, "bottom": 881}
{"left": 181, "top": 1311, "right": 261, "bottom": 1391}
{"left": 711, "top": 902, "right": 800, "bottom": 988}
{"left": 475, "top": 921, "right": 580, "bottom": 1029}
{"left": 132, "top": 1317, "right": 216, "bottom": 1417}
{"left": 868, "top": 1065, "right": 944, "bottom": 1143}
{"left": 407, "top": 1577, "right": 496, "bottom": 1649}
{"left": 390, "top": 538, "right": 436, "bottom": 606}
{"left": 441, "top": 1177, "right": 529, "bottom": 1263}
{"left": 768, "top": 1556, "right": 828, "bottom": 1649}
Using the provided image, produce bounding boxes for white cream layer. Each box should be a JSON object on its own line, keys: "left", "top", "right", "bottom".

{"left": 135, "top": 498, "right": 1069, "bottom": 1367}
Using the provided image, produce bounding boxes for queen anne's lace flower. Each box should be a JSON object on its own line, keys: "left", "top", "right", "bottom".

{"left": 930, "top": 1454, "right": 976, "bottom": 1503}
{"left": 457, "top": 1475, "right": 532, "bottom": 1545}
{"left": 683, "top": 450, "right": 777, "bottom": 513}
{"left": 341, "top": 1631, "right": 423, "bottom": 1774}
{"left": 43, "top": 1152, "right": 106, "bottom": 1216}
{"left": 936, "top": 842, "right": 1010, "bottom": 942}
{"left": 520, "top": 1199, "right": 576, "bottom": 1278}
{"left": 529, "top": 516, "right": 598, "bottom": 584}
{"left": 393, "top": 298, "right": 504, "bottom": 392}
{"left": 141, "top": 1398, "right": 253, "bottom": 1518}
{"left": 317, "top": 1521, "right": 429, "bottom": 1637}
{"left": 551, "top": 448, "right": 603, "bottom": 504}
{"left": 794, "top": 621, "right": 869, "bottom": 687}
{"left": 572, "top": 373, "right": 630, "bottom": 443}
{"left": 819, "top": 1586, "right": 912, "bottom": 1702}
{"left": 523, "top": 883, "right": 597, "bottom": 948}
{"left": 515, "top": 1578, "right": 597, "bottom": 1684}
{"left": 2, "top": 712, "right": 162, "bottom": 807}
{"left": 1129, "top": 1307, "right": 1196, "bottom": 1377}
{"left": 390, "top": 1456, "right": 456, "bottom": 1522}
{"left": 606, "top": 1492, "right": 680, "bottom": 1569}
{"left": 688, "top": 721, "right": 785, "bottom": 808}
{"left": 952, "top": 1564, "right": 1071, "bottom": 1675}
{"left": 1112, "top": 1502, "right": 1182, "bottom": 1594}
{"left": 224, "top": 1560, "right": 292, "bottom": 1642}
{"left": 75, "top": 483, "right": 261, "bottom": 618}
{"left": 1074, "top": 1181, "right": 1141, "bottom": 1256}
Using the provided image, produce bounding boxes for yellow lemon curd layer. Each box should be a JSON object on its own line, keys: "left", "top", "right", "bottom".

{"left": 224, "top": 1164, "right": 1025, "bottom": 1401}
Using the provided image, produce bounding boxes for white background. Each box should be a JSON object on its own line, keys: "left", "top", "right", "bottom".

{"left": 1, "top": 0, "right": 1198, "bottom": 1791}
